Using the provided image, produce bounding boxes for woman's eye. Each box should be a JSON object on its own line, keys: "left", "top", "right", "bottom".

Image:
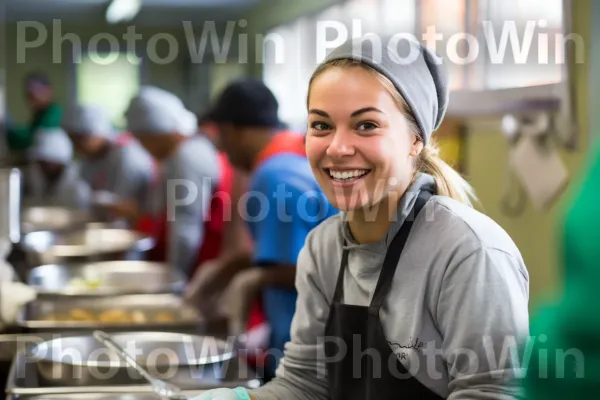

{"left": 310, "top": 122, "right": 331, "bottom": 131}
{"left": 357, "top": 121, "right": 378, "bottom": 132}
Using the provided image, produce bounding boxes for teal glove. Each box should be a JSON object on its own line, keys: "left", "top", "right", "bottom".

{"left": 191, "top": 387, "right": 251, "bottom": 400}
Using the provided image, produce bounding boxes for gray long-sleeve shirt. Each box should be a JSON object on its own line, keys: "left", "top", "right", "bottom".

{"left": 251, "top": 173, "right": 530, "bottom": 399}
{"left": 158, "top": 135, "right": 220, "bottom": 275}
{"left": 24, "top": 163, "right": 91, "bottom": 210}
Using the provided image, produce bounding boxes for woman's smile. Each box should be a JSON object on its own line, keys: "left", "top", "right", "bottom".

{"left": 324, "top": 167, "right": 373, "bottom": 187}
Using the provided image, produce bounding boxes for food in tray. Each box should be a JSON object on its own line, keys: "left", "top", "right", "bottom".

{"left": 154, "top": 311, "right": 176, "bottom": 323}
{"left": 65, "top": 271, "right": 103, "bottom": 291}
{"left": 41, "top": 308, "right": 179, "bottom": 324}
{"left": 70, "top": 308, "right": 96, "bottom": 321}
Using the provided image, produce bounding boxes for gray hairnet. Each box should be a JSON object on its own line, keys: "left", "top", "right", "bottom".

{"left": 62, "top": 104, "right": 117, "bottom": 140}
{"left": 125, "top": 86, "right": 197, "bottom": 136}
{"left": 321, "top": 36, "right": 450, "bottom": 144}
{"left": 29, "top": 128, "right": 73, "bottom": 165}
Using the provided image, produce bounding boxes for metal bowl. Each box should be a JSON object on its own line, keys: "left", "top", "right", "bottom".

{"left": 29, "top": 332, "right": 237, "bottom": 386}
{"left": 21, "top": 228, "right": 155, "bottom": 266}
{"left": 28, "top": 262, "right": 185, "bottom": 296}
{"left": 21, "top": 207, "right": 97, "bottom": 234}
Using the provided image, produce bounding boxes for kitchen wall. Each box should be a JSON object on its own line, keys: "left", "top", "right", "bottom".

{"left": 465, "top": 0, "right": 591, "bottom": 311}
{"left": 5, "top": 21, "right": 191, "bottom": 123}
{"left": 589, "top": 0, "right": 600, "bottom": 142}
{"left": 243, "top": 0, "right": 341, "bottom": 78}
{"left": 242, "top": 0, "right": 593, "bottom": 310}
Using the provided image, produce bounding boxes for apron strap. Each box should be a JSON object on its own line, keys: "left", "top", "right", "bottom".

{"left": 368, "top": 190, "right": 432, "bottom": 315}
{"left": 333, "top": 246, "right": 350, "bottom": 303}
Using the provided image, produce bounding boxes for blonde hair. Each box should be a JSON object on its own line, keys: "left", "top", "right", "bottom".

{"left": 308, "top": 59, "right": 478, "bottom": 208}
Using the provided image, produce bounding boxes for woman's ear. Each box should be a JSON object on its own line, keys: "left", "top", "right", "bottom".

{"left": 409, "top": 139, "right": 424, "bottom": 157}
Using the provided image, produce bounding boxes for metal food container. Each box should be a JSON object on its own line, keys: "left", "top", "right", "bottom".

{"left": 28, "top": 262, "right": 185, "bottom": 297}
{"left": 21, "top": 207, "right": 93, "bottom": 234}
{"left": 20, "top": 228, "right": 155, "bottom": 266}
{"left": 6, "top": 340, "right": 261, "bottom": 397}
{"left": 18, "top": 395, "right": 175, "bottom": 400}
{"left": 17, "top": 294, "right": 201, "bottom": 333}
{"left": 0, "top": 168, "right": 22, "bottom": 244}
{"left": 28, "top": 332, "right": 237, "bottom": 387}
{"left": 0, "top": 334, "right": 44, "bottom": 362}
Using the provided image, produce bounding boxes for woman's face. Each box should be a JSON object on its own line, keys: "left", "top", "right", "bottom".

{"left": 306, "top": 66, "right": 422, "bottom": 212}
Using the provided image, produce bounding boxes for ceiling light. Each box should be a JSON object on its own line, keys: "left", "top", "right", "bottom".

{"left": 106, "top": 0, "right": 142, "bottom": 24}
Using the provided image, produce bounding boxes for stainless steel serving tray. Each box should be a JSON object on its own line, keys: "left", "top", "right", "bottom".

{"left": 21, "top": 207, "right": 93, "bottom": 234}
{"left": 7, "top": 394, "right": 206, "bottom": 400}
{"left": 10, "top": 394, "right": 195, "bottom": 400}
{"left": 20, "top": 228, "right": 155, "bottom": 266}
{"left": 27, "top": 262, "right": 185, "bottom": 296}
{"left": 6, "top": 345, "right": 261, "bottom": 398}
{"left": 29, "top": 332, "right": 237, "bottom": 387}
{"left": 16, "top": 294, "right": 201, "bottom": 333}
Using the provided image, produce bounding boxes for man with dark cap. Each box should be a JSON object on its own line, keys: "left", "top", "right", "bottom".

{"left": 7, "top": 72, "right": 63, "bottom": 151}
{"left": 204, "top": 79, "right": 337, "bottom": 381}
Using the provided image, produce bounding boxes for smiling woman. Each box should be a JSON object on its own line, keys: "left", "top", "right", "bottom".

{"left": 194, "top": 38, "right": 530, "bottom": 400}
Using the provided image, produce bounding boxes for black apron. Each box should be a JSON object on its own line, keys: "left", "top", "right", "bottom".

{"left": 324, "top": 190, "right": 444, "bottom": 400}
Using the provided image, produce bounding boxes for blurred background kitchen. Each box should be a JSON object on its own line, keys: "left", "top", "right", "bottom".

{"left": 0, "top": 0, "right": 598, "bottom": 398}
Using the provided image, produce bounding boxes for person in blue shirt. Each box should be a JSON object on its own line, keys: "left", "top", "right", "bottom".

{"left": 206, "top": 79, "right": 338, "bottom": 380}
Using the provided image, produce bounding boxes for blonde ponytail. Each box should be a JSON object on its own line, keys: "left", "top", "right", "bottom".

{"left": 308, "top": 58, "right": 478, "bottom": 207}
{"left": 416, "top": 142, "right": 478, "bottom": 207}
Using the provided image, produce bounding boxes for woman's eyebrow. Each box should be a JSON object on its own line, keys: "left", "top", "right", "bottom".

{"left": 308, "top": 109, "right": 329, "bottom": 117}
{"left": 350, "top": 107, "right": 383, "bottom": 117}
{"left": 308, "top": 107, "right": 383, "bottom": 118}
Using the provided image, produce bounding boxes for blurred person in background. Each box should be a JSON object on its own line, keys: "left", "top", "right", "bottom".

{"left": 203, "top": 79, "right": 338, "bottom": 381}
{"left": 124, "top": 86, "right": 231, "bottom": 278}
{"left": 7, "top": 72, "right": 62, "bottom": 152}
{"left": 186, "top": 107, "right": 267, "bottom": 369}
{"left": 62, "top": 103, "right": 155, "bottom": 224}
{"left": 186, "top": 108, "right": 254, "bottom": 316}
{"left": 23, "top": 127, "right": 91, "bottom": 209}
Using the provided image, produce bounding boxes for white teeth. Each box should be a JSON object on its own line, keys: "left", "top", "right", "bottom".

{"left": 328, "top": 169, "right": 369, "bottom": 181}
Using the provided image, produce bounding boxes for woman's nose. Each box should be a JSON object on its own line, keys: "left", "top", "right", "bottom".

{"left": 326, "top": 130, "right": 355, "bottom": 158}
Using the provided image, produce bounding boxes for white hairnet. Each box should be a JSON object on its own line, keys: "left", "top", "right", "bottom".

{"left": 62, "top": 104, "right": 117, "bottom": 139}
{"left": 29, "top": 128, "right": 73, "bottom": 165}
{"left": 125, "top": 86, "right": 197, "bottom": 136}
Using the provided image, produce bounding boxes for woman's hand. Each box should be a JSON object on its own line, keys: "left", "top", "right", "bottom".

{"left": 190, "top": 387, "right": 253, "bottom": 400}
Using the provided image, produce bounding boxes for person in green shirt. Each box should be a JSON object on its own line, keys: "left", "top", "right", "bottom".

{"left": 523, "top": 139, "right": 600, "bottom": 398}
{"left": 7, "top": 72, "right": 62, "bottom": 151}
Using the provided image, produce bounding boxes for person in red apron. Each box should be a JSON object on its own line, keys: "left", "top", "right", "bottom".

{"left": 62, "top": 103, "right": 155, "bottom": 227}
{"left": 149, "top": 151, "right": 235, "bottom": 276}
{"left": 194, "top": 40, "right": 529, "bottom": 400}
{"left": 184, "top": 108, "right": 266, "bottom": 369}
{"left": 204, "top": 79, "right": 338, "bottom": 382}
{"left": 124, "top": 86, "right": 230, "bottom": 278}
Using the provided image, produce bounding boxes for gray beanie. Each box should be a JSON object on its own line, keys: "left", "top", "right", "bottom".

{"left": 322, "top": 36, "right": 449, "bottom": 145}
{"left": 62, "top": 104, "right": 117, "bottom": 140}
